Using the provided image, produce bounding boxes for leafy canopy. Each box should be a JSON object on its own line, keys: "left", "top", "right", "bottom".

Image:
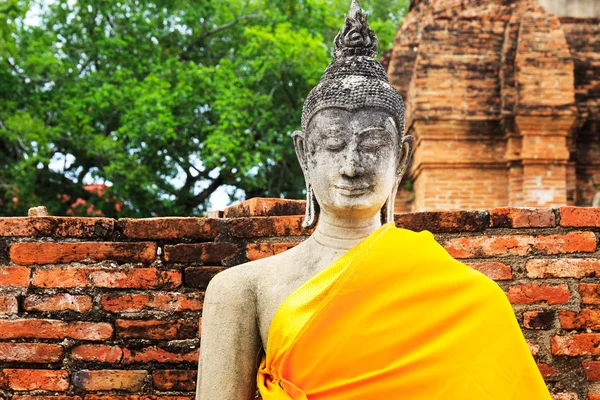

{"left": 0, "top": 0, "right": 408, "bottom": 217}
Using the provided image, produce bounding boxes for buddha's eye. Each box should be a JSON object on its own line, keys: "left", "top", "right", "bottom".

{"left": 359, "top": 137, "right": 386, "bottom": 152}
{"left": 324, "top": 137, "right": 346, "bottom": 151}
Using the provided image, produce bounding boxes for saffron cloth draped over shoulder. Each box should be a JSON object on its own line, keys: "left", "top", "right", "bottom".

{"left": 257, "top": 224, "right": 552, "bottom": 399}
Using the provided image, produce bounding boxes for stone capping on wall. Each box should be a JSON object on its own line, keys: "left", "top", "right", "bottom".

{"left": 0, "top": 198, "right": 599, "bottom": 399}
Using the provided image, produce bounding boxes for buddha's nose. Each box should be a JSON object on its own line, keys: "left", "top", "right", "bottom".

{"left": 339, "top": 150, "right": 364, "bottom": 178}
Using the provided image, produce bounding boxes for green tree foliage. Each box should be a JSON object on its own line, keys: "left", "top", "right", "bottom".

{"left": 0, "top": 0, "right": 408, "bottom": 217}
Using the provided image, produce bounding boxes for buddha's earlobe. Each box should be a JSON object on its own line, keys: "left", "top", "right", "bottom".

{"left": 381, "top": 135, "right": 415, "bottom": 225}
{"left": 380, "top": 189, "right": 396, "bottom": 225}
{"left": 304, "top": 185, "right": 319, "bottom": 229}
{"left": 293, "top": 131, "right": 319, "bottom": 229}
{"left": 397, "top": 135, "right": 414, "bottom": 178}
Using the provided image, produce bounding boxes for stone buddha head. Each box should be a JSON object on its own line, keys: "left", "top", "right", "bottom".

{"left": 294, "top": 0, "right": 414, "bottom": 228}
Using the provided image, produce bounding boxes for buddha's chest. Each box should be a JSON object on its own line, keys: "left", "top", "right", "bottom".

{"left": 252, "top": 245, "right": 349, "bottom": 350}
{"left": 255, "top": 273, "right": 311, "bottom": 350}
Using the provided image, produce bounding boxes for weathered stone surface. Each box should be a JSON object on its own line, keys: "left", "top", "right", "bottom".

{"left": 152, "top": 370, "right": 197, "bottom": 391}
{"left": 245, "top": 243, "right": 300, "bottom": 261}
{"left": 24, "top": 294, "right": 92, "bottom": 312}
{"left": 101, "top": 292, "right": 203, "bottom": 313}
{"left": 395, "top": 210, "right": 489, "bottom": 233}
{"left": 164, "top": 243, "right": 239, "bottom": 264}
{"left": 115, "top": 319, "right": 198, "bottom": 340}
{"left": 0, "top": 319, "right": 113, "bottom": 341}
{"left": 443, "top": 232, "right": 597, "bottom": 258}
{"left": 0, "top": 217, "right": 114, "bottom": 238}
{"left": 0, "top": 343, "right": 63, "bottom": 363}
{"left": 10, "top": 242, "right": 157, "bottom": 265}
{"left": 120, "top": 217, "right": 222, "bottom": 240}
{"left": 464, "top": 262, "right": 512, "bottom": 280}
{"left": 32, "top": 267, "right": 180, "bottom": 289}
{"left": 223, "top": 198, "right": 306, "bottom": 218}
{"left": 228, "top": 216, "right": 312, "bottom": 238}
{"left": 560, "top": 207, "right": 600, "bottom": 227}
{"left": 184, "top": 267, "right": 224, "bottom": 289}
{"left": 72, "top": 370, "right": 147, "bottom": 392}
{"left": 490, "top": 208, "right": 556, "bottom": 228}
{"left": 0, "top": 369, "right": 69, "bottom": 391}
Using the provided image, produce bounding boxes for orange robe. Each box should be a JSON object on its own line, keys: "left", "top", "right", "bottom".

{"left": 257, "top": 223, "right": 552, "bottom": 399}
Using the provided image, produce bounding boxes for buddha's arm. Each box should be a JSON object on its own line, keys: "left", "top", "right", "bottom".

{"left": 196, "top": 269, "right": 262, "bottom": 400}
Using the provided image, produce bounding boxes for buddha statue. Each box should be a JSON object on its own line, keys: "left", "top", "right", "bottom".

{"left": 196, "top": 1, "right": 552, "bottom": 399}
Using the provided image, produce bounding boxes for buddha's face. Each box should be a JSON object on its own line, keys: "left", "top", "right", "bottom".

{"left": 296, "top": 107, "right": 410, "bottom": 220}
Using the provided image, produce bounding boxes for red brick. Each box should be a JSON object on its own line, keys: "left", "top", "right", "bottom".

{"left": 246, "top": 242, "right": 299, "bottom": 261}
{"left": 537, "top": 363, "right": 557, "bottom": 380}
{"left": 551, "top": 393, "right": 578, "bottom": 400}
{"left": 10, "top": 242, "right": 157, "bottom": 265}
{"left": 528, "top": 342, "right": 540, "bottom": 356}
{"left": 0, "top": 295, "right": 18, "bottom": 314}
{"left": 84, "top": 396, "right": 193, "bottom": 400}
{"left": 228, "top": 216, "right": 313, "bottom": 238}
{"left": 490, "top": 208, "right": 556, "bottom": 228}
{"left": 116, "top": 320, "right": 198, "bottom": 340}
{"left": 552, "top": 334, "right": 600, "bottom": 356}
{"left": 184, "top": 267, "right": 224, "bottom": 290}
{"left": 152, "top": 370, "right": 197, "bottom": 391}
{"left": 24, "top": 294, "right": 92, "bottom": 312}
{"left": 0, "top": 217, "right": 113, "bottom": 238}
{"left": 72, "top": 370, "right": 147, "bottom": 392}
{"left": 523, "top": 310, "right": 556, "bottom": 329}
{"left": 0, "top": 266, "right": 30, "bottom": 287}
{"left": 579, "top": 283, "right": 600, "bottom": 305}
{"left": 101, "top": 293, "right": 203, "bottom": 313}
{"left": 32, "top": 267, "right": 180, "bottom": 289}
{"left": 464, "top": 261, "right": 512, "bottom": 280}
{"left": 13, "top": 397, "right": 82, "bottom": 400}
{"left": 71, "top": 345, "right": 123, "bottom": 363}
{"left": 0, "top": 369, "right": 69, "bottom": 390}
{"left": 88, "top": 268, "right": 181, "bottom": 289}
{"left": 0, "top": 343, "right": 63, "bottom": 363}
{"left": 164, "top": 243, "right": 239, "bottom": 264}
{"left": 527, "top": 258, "right": 600, "bottom": 278}
{"left": 223, "top": 198, "right": 306, "bottom": 218}
{"left": 559, "top": 309, "right": 600, "bottom": 330}
{"left": 583, "top": 361, "right": 600, "bottom": 381}
{"left": 507, "top": 284, "right": 570, "bottom": 305}
{"left": 120, "top": 218, "right": 221, "bottom": 240}
{"left": 122, "top": 347, "right": 198, "bottom": 365}
{"left": 444, "top": 232, "right": 596, "bottom": 259}
{"left": 394, "top": 210, "right": 489, "bottom": 233}
{"left": 559, "top": 207, "right": 600, "bottom": 227}
{"left": 0, "top": 319, "right": 112, "bottom": 341}
{"left": 32, "top": 266, "right": 90, "bottom": 288}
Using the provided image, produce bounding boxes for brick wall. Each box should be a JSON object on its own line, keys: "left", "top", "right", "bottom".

{"left": 388, "top": 0, "right": 600, "bottom": 213}
{"left": 0, "top": 198, "right": 600, "bottom": 399}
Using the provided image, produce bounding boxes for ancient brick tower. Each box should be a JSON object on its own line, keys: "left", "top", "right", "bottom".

{"left": 389, "top": 0, "right": 600, "bottom": 212}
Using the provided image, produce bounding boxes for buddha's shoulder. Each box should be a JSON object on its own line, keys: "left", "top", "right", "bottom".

{"left": 205, "top": 240, "right": 308, "bottom": 296}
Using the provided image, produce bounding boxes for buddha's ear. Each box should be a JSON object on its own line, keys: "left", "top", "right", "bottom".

{"left": 293, "top": 130, "right": 309, "bottom": 179}
{"left": 293, "top": 130, "right": 319, "bottom": 228}
{"left": 397, "top": 135, "right": 414, "bottom": 179}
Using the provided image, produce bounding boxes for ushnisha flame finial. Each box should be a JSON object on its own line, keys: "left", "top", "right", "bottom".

{"left": 334, "top": 0, "right": 379, "bottom": 59}
{"left": 300, "top": 0, "right": 404, "bottom": 135}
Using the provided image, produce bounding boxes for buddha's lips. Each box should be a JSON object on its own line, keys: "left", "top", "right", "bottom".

{"left": 334, "top": 184, "right": 372, "bottom": 195}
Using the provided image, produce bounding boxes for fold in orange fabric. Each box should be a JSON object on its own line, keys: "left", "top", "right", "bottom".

{"left": 257, "top": 223, "right": 552, "bottom": 399}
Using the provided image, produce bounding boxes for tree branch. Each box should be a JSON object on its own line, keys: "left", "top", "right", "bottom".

{"left": 202, "top": 14, "right": 262, "bottom": 39}
{"left": 5, "top": 59, "right": 75, "bottom": 83}
{"left": 195, "top": 175, "right": 224, "bottom": 205}
{"left": 180, "top": 13, "right": 262, "bottom": 58}
{"left": 5, "top": 59, "right": 51, "bottom": 83}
